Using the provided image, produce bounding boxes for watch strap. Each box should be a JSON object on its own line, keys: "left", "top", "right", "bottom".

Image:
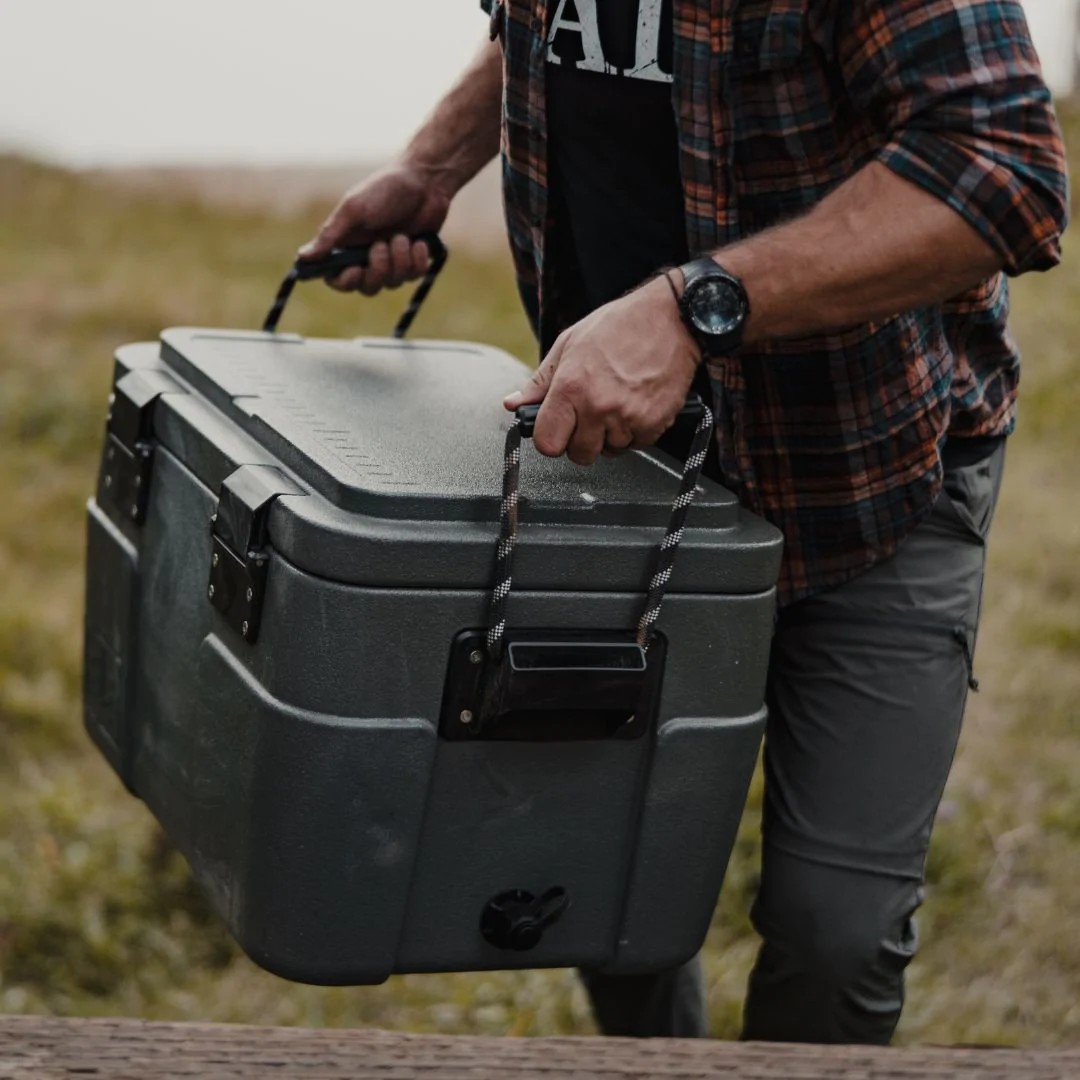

{"left": 680, "top": 257, "right": 725, "bottom": 290}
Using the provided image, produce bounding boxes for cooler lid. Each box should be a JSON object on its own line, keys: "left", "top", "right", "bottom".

{"left": 159, "top": 328, "right": 740, "bottom": 529}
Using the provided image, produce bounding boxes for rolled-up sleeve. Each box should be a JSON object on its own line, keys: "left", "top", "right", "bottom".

{"left": 836, "top": 0, "right": 1069, "bottom": 274}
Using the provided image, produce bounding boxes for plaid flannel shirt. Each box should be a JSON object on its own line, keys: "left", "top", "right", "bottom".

{"left": 481, "top": 0, "right": 1069, "bottom": 604}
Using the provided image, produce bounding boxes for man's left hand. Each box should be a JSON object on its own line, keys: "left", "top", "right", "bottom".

{"left": 503, "top": 275, "right": 700, "bottom": 466}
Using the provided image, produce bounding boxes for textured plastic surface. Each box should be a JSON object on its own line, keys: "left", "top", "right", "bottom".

{"left": 84, "top": 329, "right": 783, "bottom": 984}
{"left": 159, "top": 328, "right": 736, "bottom": 525}
{"left": 124, "top": 335, "right": 782, "bottom": 595}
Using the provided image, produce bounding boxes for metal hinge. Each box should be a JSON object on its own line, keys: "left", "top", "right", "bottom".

{"left": 208, "top": 465, "right": 306, "bottom": 644}
{"left": 99, "top": 369, "right": 184, "bottom": 526}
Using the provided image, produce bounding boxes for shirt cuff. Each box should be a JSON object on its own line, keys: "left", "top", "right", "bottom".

{"left": 877, "top": 127, "right": 1066, "bottom": 276}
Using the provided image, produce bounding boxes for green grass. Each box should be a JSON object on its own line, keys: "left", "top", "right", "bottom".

{"left": 1, "top": 113, "right": 1078, "bottom": 1043}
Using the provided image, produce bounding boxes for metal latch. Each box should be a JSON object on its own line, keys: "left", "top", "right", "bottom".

{"left": 99, "top": 369, "right": 183, "bottom": 526}
{"left": 208, "top": 465, "right": 305, "bottom": 644}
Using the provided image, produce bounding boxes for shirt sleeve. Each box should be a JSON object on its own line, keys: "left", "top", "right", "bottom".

{"left": 834, "top": 0, "right": 1069, "bottom": 275}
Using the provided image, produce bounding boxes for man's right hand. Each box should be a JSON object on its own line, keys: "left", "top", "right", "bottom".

{"left": 298, "top": 164, "right": 452, "bottom": 295}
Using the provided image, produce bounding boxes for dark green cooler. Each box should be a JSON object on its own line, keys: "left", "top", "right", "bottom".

{"left": 83, "top": 255, "right": 782, "bottom": 985}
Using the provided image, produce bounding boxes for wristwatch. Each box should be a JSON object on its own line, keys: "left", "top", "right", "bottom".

{"left": 675, "top": 258, "right": 750, "bottom": 357}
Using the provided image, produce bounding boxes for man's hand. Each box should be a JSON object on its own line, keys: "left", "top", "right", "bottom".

{"left": 504, "top": 275, "right": 701, "bottom": 466}
{"left": 297, "top": 35, "right": 503, "bottom": 296}
{"left": 297, "top": 164, "right": 450, "bottom": 295}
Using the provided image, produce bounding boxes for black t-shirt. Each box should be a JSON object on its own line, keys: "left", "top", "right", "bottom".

{"left": 545, "top": 0, "right": 687, "bottom": 325}
{"left": 544, "top": 1, "right": 715, "bottom": 471}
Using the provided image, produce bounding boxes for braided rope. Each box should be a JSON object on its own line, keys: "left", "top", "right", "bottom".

{"left": 392, "top": 242, "right": 449, "bottom": 339}
{"left": 636, "top": 403, "right": 715, "bottom": 648}
{"left": 486, "top": 403, "right": 716, "bottom": 659}
{"left": 486, "top": 417, "right": 522, "bottom": 661}
{"left": 262, "top": 270, "right": 299, "bottom": 333}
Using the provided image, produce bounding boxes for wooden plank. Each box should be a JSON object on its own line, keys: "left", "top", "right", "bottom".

{"left": 0, "top": 1015, "right": 1077, "bottom": 1080}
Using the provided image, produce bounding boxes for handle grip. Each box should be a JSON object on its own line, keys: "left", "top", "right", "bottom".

{"left": 292, "top": 233, "right": 447, "bottom": 282}
{"left": 515, "top": 393, "right": 706, "bottom": 439}
{"left": 263, "top": 232, "right": 448, "bottom": 337}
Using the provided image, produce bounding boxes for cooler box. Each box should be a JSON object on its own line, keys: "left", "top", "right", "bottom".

{"left": 83, "top": 246, "right": 783, "bottom": 985}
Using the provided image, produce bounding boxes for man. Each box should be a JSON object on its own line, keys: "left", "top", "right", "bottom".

{"left": 300, "top": 0, "right": 1068, "bottom": 1044}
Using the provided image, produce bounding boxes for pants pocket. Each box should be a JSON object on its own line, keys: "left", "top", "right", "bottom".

{"left": 936, "top": 440, "right": 1007, "bottom": 543}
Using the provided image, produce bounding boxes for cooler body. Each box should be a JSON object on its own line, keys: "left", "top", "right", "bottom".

{"left": 84, "top": 329, "right": 783, "bottom": 985}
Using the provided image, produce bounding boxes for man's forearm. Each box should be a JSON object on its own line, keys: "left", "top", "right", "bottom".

{"left": 402, "top": 36, "right": 503, "bottom": 199}
{"left": 706, "top": 162, "right": 1004, "bottom": 345}
{"left": 508, "top": 160, "right": 1009, "bottom": 462}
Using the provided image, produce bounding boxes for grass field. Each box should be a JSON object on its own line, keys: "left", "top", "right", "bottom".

{"left": 0, "top": 117, "right": 1078, "bottom": 1046}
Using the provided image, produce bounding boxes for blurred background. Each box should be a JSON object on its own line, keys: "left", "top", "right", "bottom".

{"left": 0, "top": 0, "right": 1078, "bottom": 1046}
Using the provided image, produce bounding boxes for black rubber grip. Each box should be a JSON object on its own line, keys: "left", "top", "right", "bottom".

{"left": 293, "top": 233, "right": 447, "bottom": 282}
{"left": 515, "top": 393, "right": 706, "bottom": 440}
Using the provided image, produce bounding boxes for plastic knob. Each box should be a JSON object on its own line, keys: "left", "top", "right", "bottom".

{"left": 509, "top": 919, "right": 543, "bottom": 951}
{"left": 480, "top": 887, "right": 569, "bottom": 952}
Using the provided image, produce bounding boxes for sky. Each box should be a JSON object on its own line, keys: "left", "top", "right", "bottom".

{"left": 0, "top": 1, "right": 485, "bottom": 166}
{"left": 0, "top": 1, "right": 1073, "bottom": 168}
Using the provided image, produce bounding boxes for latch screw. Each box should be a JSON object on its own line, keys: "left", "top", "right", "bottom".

{"left": 469, "top": 650, "right": 484, "bottom": 665}
{"left": 460, "top": 709, "right": 474, "bottom": 725}
{"left": 242, "top": 621, "right": 250, "bottom": 638}
{"left": 246, "top": 587, "right": 254, "bottom": 603}
{"left": 208, "top": 585, "right": 215, "bottom": 600}
{"left": 212, "top": 553, "right": 219, "bottom": 568}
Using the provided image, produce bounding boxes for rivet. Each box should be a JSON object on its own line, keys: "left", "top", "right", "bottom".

{"left": 104, "top": 475, "right": 113, "bottom": 488}
{"left": 469, "top": 649, "right": 484, "bottom": 665}
{"left": 212, "top": 552, "right": 219, "bottom": 568}
{"left": 129, "top": 506, "right": 139, "bottom": 520}
{"left": 460, "top": 709, "right": 474, "bottom": 725}
{"left": 107, "top": 447, "right": 115, "bottom": 462}
{"left": 208, "top": 585, "right": 215, "bottom": 599}
{"left": 242, "top": 620, "right": 250, "bottom": 637}
{"left": 246, "top": 587, "right": 253, "bottom": 602}
{"left": 134, "top": 475, "right": 142, "bottom": 488}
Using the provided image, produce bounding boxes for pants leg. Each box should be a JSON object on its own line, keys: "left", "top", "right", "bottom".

{"left": 579, "top": 957, "right": 708, "bottom": 1038}
{"left": 581, "top": 442, "right": 1004, "bottom": 1040}
{"left": 742, "top": 441, "right": 1006, "bottom": 1043}
{"left": 576, "top": 364, "right": 719, "bottom": 1041}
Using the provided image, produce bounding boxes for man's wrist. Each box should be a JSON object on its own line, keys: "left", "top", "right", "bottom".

{"left": 665, "top": 265, "right": 687, "bottom": 297}
{"left": 398, "top": 150, "right": 465, "bottom": 202}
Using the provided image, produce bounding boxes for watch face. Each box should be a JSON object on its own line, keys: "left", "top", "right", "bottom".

{"left": 688, "top": 278, "right": 745, "bottom": 337}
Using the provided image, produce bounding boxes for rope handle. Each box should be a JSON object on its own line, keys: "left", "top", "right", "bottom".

{"left": 486, "top": 395, "right": 716, "bottom": 660}
{"left": 262, "top": 233, "right": 448, "bottom": 338}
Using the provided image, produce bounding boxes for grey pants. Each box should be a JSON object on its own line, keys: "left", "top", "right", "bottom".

{"left": 581, "top": 439, "right": 1006, "bottom": 1043}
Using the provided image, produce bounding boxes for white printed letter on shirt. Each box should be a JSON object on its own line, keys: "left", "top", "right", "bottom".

{"left": 629, "top": 0, "right": 672, "bottom": 82}
{"left": 547, "top": 0, "right": 615, "bottom": 74}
